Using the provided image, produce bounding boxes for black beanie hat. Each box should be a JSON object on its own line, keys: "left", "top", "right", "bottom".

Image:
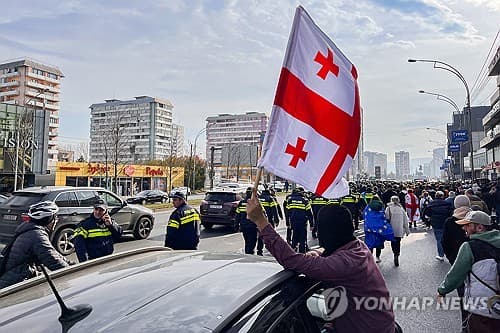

{"left": 317, "top": 204, "right": 356, "bottom": 257}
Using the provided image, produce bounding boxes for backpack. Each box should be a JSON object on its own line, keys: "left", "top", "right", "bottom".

{"left": 0, "top": 228, "right": 36, "bottom": 276}
{"left": 468, "top": 239, "right": 500, "bottom": 315}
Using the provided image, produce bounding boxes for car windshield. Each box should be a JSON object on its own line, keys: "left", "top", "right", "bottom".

{"left": 2, "top": 193, "right": 45, "bottom": 207}
{"left": 205, "top": 193, "right": 236, "bottom": 202}
{"left": 136, "top": 191, "right": 151, "bottom": 196}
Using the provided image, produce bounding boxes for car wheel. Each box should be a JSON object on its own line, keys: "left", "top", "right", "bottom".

{"left": 161, "top": 197, "right": 167, "bottom": 203}
{"left": 202, "top": 223, "right": 213, "bottom": 230}
{"left": 231, "top": 222, "right": 239, "bottom": 233}
{"left": 53, "top": 227, "right": 75, "bottom": 256}
{"left": 133, "top": 217, "right": 153, "bottom": 239}
{"left": 141, "top": 199, "right": 147, "bottom": 205}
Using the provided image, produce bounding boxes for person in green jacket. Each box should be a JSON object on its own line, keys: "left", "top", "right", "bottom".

{"left": 437, "top": 211, "right": 500, "bottom": 332}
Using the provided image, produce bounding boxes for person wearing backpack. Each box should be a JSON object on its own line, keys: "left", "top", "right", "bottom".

{"left": 0, "top": 201, "right": 69, "bottom": 289}
{"left": 437, "top": 211, "right": 500, "bottom": 331}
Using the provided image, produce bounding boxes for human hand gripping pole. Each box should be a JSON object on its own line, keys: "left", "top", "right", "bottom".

{"left": 247, "top": 168, "right": 270, "bottom": 231}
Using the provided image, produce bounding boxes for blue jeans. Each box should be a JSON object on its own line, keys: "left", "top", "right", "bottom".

{"left": 433, "top": 228, "right": 444, "bottom": 257}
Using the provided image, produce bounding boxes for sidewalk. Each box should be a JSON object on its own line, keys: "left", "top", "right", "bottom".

{"left": 377, "top": 224, "right": 462, "bottom": 332}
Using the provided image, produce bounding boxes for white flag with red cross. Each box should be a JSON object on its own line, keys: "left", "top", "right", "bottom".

{"left": 258, "top": 6, "right": 361, "bottom": 199}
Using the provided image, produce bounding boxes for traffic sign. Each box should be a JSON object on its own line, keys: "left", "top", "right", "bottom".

{"left": 448, "top": 143, "right": 460, "bottom": 153}
{"left": 451, "top": 130, "right": 468, "bottom": 143}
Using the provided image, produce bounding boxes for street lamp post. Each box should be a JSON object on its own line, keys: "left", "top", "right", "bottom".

{"left": 192, "top": 127, "right": 207, "bottom": 191}
{"left": 420, "top": 90, "right": 463, "bottom": 180}
{"left": 409, "top": 59, "right": 474, "bottom": 181}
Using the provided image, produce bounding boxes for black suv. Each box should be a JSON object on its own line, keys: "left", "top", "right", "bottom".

{"left": 0, "top": 186, "right": 155, "bottom": 255}
{"left": 199, "top": 191, "right": 242, "bottom": 231}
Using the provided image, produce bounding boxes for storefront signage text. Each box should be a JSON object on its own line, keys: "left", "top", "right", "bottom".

{"left": 146, "top": 167, "right": 164, "bottom": 176}
{"left": 88, "top": 163, "right": 110, "bottom": 175}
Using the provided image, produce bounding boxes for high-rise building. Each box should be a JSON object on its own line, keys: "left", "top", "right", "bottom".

{"left": 430, "top": 147, "right": 445, "bottom": 179}
{"left": 172, "top": 123, "right": 185, "bottom": 157}
{"left": 206, "top": 112, "right": 267, "bottom": 185}
{"left": 0, "top": 58, "right": 63, "bottom": 168}
{"left": 395, "top": 151, "right": 410, "bottom": 180}
{"left": 480, "top": 45, "right": 500, "bottom": 180}
{"left": 89, "top": 96, "right": 174, "bottom": 163}
{"left": 363, "top": 151, "right": 387, "bottom": 178}
{"left": 348, "top": 107, "right": 364, "bottom": 180}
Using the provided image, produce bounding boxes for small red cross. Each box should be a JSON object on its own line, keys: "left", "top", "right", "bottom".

{"left": 314, "top": 48, "right": 339, "bottom": 80}
{"left": 285, "top": 137, "right": 308, "bottom": 168}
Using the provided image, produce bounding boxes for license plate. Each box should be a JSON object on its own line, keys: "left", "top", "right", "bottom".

{"left": 209, "top": 205, "right": 222, "bottom": 209}
{"left": 3, "top": 214, "right": 17, "bottom": 221}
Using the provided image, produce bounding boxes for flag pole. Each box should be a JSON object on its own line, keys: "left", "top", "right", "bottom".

{"left": 253, "top": 167, "right": 263, "bottom": 193}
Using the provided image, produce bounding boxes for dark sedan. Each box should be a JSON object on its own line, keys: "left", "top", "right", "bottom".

{"left": 0, "top": 248, "right": 334, "bottom": 332}
{"left": 126, "top": 190, "right": 169, "bottom": 205}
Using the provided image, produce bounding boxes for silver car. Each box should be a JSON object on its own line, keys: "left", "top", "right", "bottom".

{"left": 0, "top": 186, "right": 155, "bottom": 255}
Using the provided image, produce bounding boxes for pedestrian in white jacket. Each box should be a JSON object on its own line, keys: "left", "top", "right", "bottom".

{"left": 385, "top": 196, "right": 410, "bottom": 267}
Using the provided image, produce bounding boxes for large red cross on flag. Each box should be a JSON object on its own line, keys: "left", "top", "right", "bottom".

{"left": 258, "top": 6, "right": 361, "bottom": 199}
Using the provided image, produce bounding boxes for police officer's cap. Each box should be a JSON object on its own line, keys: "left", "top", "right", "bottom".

{"left": 169, "top": 191, "right": 186, "bottom": 200}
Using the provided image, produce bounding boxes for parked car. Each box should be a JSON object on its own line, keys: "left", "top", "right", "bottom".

{"left": 270, "top": 181, "right": 285, "bottom": 192}
{"left": 0, "top": 186, "right": 155, "bottom": 255}
{"left": 126, "top": 190, "right": 169, "bottom": 205}
{"left": 199, "top": 191, "right": 242, "bottom": 231}
{"left": 0, "top": 247, "right": 337, "bottom": 332}
{"left": 0, "top": 194, "right": 8, "bottom": 204}
{"left": 169, "top": 186, "right": 191, "bottom": 196}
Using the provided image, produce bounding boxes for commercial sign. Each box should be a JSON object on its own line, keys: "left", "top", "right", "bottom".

{"left": 451, "top": 130, "right": 468, "bottom": 143}
{"left": 448, "top": 143, "right": 460, "bottom": 153}
{"left": 443, "top": 159, "right": 451, "bottom": 165}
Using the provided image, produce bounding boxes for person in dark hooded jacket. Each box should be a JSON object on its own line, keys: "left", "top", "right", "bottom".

{"left": 0, "top": 201, "right": 69, "bottom": 289}
{"left": 424, "top": 191, "right": 453, "bottom": 261}
{"left": 246, "top": 191, "right": 396, "bottom": 333}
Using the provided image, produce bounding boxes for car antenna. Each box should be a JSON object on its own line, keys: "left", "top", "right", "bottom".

{"left": 37, "top": 262, "right": 92, "bottom": 332}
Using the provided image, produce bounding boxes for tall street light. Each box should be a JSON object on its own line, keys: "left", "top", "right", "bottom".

{"left": 420, "top": 90, "right": 463, "bottom": 179}
{"left": 409, "top": 58, "right": 474, "bottom": 181}
{"left": 192, "top": 127, "right": 207, "bottom": 191}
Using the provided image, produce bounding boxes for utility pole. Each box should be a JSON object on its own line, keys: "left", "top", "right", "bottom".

{"left": 210, "top": 146, "right": 215, "bottom": 190}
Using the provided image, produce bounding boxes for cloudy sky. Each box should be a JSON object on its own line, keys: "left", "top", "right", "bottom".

{"left": 1, "top": 0, "right": 499, "bottom": 166}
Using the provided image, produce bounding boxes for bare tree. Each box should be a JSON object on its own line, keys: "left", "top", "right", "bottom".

{"left": 75, "top": 141, "right": 89, "bottom": 162}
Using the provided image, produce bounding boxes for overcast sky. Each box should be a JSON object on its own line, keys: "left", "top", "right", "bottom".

{"left": 1, "top": 0, "right": 499, "bottom": 163}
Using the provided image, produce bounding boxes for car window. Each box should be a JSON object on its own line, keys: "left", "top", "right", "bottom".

{"left": 137, "top": 190, "right": 150, "bottom": 196}
{"left": 54, "top": 191, "right": 79, "bottom": 207}
{"left": 205, "top": 192, "right": 236, "bottom": 202}
{"left": 75, "top": 190, "right": 99, "bottom": 207}
{"left": 97, "top": 191, "right": 122, "bottom": 207}
{"left": 2, "top": 193, "right": 45, "bottom": 207}
{"left": 269, "top": 308, "right": 309, "bottom": 333}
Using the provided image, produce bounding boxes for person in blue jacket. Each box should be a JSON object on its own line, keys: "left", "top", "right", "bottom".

{"left": 165, "top": 191, "right": 201, "bottom": 250}
{"left": 73, "top": 200, "right": 123, "bottom": 262}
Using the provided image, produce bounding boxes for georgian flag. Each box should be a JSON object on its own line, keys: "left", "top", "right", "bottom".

{"left": 258, "top": 6, "right": 361, "bottom": 198}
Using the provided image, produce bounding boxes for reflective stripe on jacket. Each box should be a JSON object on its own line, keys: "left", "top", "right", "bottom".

{"left": 165, "top": 203, "right": 200, "bottom": 250}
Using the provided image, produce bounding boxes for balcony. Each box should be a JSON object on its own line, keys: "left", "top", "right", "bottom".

{"left": 0, "top": 72, "right": 19, "bottom": 79}
{"left": 27, "top": 71, "right": 60, "bottom": 84}
{"left": 0, "top": 89, "right": 19, "bottom": 97}
{"left": 482, "top": 99, "right": 500, "bottom": 129}
{"left": 26, "top": 80, "right": 60, "bottom": 93}
{"left": 0, "top": 80, "right": 19, "bottom": 88}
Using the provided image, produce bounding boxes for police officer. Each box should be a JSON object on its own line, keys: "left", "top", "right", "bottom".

{"left": 310, "top": 194, "right": 329, "bottom": 238}
{"left": 236, "top": 188, "right": 264, "bottom": 255}
{"left": 165, "top": 191, "right": 201, "bottom": 250}
{"left": 73, "top": 199, "right": 123, "bottom": 262}
{"left": 269, "top": 188, "right": 283, "bottom": 225}
{"left": 259, "top": 189, "right": 279, "bottom": 228}
{"left": 284, "top": 188, "right": 314, "bottom": 253}
{"left": 342, "top": 193, "right": 359, "bottom": 230}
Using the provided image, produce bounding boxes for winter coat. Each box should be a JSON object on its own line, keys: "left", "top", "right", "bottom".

{"left": 424, "top": 199, "right": 453, "bottom": 229}
{"left": 73, "top": 213, "right": 123, "bottom": 262}
{"left": 0, "top": 222, "right": 68, "bottom": 289}
{"left": 467, "top": 194, "right": 490, "bottom": 214}
{"left": 385, "top": 203, "right": 410, "bottom": 238}
{"left": 165, "top": 203, "right": 200, "bottom": 250}
{"left": 441, "top": 215, "right": 468, "bottom": 265}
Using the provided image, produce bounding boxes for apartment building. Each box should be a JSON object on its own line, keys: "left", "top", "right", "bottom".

{"left": 0, "top": 58, "right": 63, "bottom": 168}
{"left": 395, "top": 151, "right": 410, "bottom": 180}
{"left": 480, "top": 45, "right": 500, "bottom": 179}
{"left": 89, "top": 96, "right": 174, "bottom": 163}
{"left": 206, "top": 112, "right": 267, "bottom": 185}
{"left": 172, "top": 123, "right": 185, "bottom": 157}
{"left": 364, "top": 151, "right": 387, "bottom": 178}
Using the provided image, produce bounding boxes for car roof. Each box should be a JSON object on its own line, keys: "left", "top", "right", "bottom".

{"left": 0, "top": 247, "right": 289, "bottom": 332}
{"left": 13, "top": 186, "right": 106, "bottom": 195}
